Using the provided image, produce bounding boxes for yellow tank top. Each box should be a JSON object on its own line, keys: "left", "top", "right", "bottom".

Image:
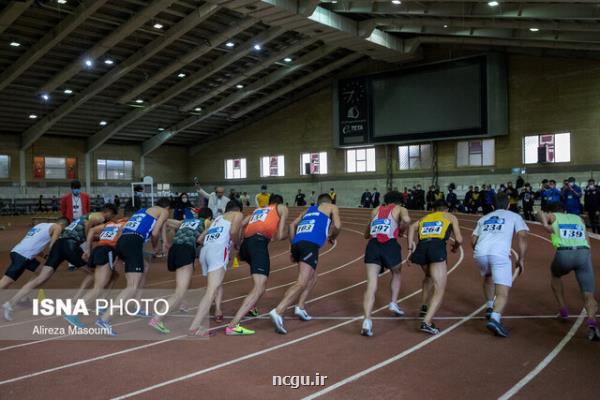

{"left": 418, "top": 212, "right": 451, "bottom": 240}
{"left": 256, "top": 193, "right": 270, "bottom": 208}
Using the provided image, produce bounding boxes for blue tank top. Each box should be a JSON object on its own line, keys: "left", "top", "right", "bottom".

{"left": 122, "top": 208, "right": 157, "bottom": 241}
{"left": 292, "top": 206, "right": 331, "bottom": 247}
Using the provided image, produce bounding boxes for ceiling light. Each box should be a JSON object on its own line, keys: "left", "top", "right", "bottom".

{"left": 177, "top": 73, "right": 186, "bottom": 78}
{"left": 153, "top": 23, "right": 163, "bottom": 29}
{"left": 63, "top": 89, "right": 73, "bottom": 94}
{"left": 84, "top": 58, "right": 93, "bottom": 67}
{"left": 9, "top": 41, "right": 21, "bottom": 47}
{"left": 99, "top": 120, "right": 107, "bottom": 126}
{"left": 488, "top": 1, "right": 499, "bottom": 6}
{"left": 104, "top": 59, "right": 114, "bottom": 65}
{"left": 226, "top": 42, "right": 235, "bottom": 48}
{"left": 29, "top": 114, "right": 37, "bottom": 119}
{"left": 253, "top": 44, "right": 261, "bottom": 50}
{"left": 41, "top": 93, "right": 49, "bottom": 101}
{"left": 443, "top": 24, "right": 448, "bottom": 28}
{"left": 529, "top": 27, "right": 540, "bottom": 32}
{"left": 391, "top": 0, "right": 401, "bottom": 4}
{"left": 331, "top": 0, "right": 338, "bottom": 3}
{"left": 194, "top": 107, "right": 202, "bottom": 112}
{"left": 135, "top": 99, "right": 144, "bottom": 104}
{"left": 283, "top": 57, "right": 292, "bottom": 63}
{"left": 236, "top": 84, "right": 244, "bottom": 89}
{"left": 57, "top": 0, "right": 67, "bottom": 4}
{"left": 158, "top": 128, "right": 165, "bottom": 131}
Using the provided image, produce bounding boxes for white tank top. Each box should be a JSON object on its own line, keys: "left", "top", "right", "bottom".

{"left": 203, "top": 216, "right": 232, "bottom": 246}
{"left": 12, "top": 223, "right": 53, "bottom": 259}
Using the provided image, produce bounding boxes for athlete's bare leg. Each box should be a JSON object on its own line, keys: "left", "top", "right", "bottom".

{"left": 363, "top": 263, "right": 380, "bottom": 319}
{"left": 275, "top": 262, "right": 313, "bottom": 315}
{"left": 189, "top": 268, "right": 226, "bottom": 332}
{"left": 228, "top": 274, "right": 267, "bottom": 328}
{"left": 423, "top": 262, "right": 447, "bottom": 325}
{"left": 154, "top": 264, "right": 193, "bottom": 324}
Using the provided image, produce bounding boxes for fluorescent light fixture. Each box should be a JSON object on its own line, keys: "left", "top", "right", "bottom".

{"left": 253, "top": 44, "right": 261, "bottom": 50}
{"left": 99, "top": 120, "right": 107, "bottom": 126}
{"left": 177, "top": 73, "right": 186, "bottom": 78}
{"left": 9, "top": 41, "right": 20, "bottom": 47}
{"left": 63, "top": 89, "right": 73, "bottom": 94}
{"left": 392, "top": 0, "right": 401, "bottom": 4}
{"left": 283, "top": 57, "right": 292, "bottom": 63}
{"left": 41, "top": 93, "right": 49, "bottom": 101}
{"left": 158, "top": 128, "right": 165, "bottom": 131}
{"left": 226, "top": 42, "right": 235, "bottom": 48}
{"left": 529, "top": 27, "right": 540, "bottom": 32}
{"left": 488, "top": 1, "right": 499, "bottom": 6}
{"left": 104, "top": 59, "right": 114, "bottom": 65}
{"left": 84, "top": 59, "right": 93, "bottom": 67}
{"left": 135, "top": 99, "right": 144, "bottom": 104}
{"left": 236, "top": 84, "right": 244, "bottom": 89}
{"left": 194, "top": 107, "right": 202, "bottom": 112}
{"left": 153, "top": 23, "right": 163, "bottom": 29}
{"left": 57, "top": 0, "right": 67, "bottom": 4}
{"left": 29, "top": 114, "right": 38, "bottom": 119}
{"left": 443, "top": 24, "right": 448, "bottom": 28}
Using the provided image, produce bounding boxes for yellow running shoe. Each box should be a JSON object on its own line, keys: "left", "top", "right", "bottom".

{"left": 225, "top": 324, "right": 255, "bottom": 336}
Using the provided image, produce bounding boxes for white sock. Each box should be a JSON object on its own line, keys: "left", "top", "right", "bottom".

{"left": 491, "top": 312, "right": 501, "bottom": 323}
{"left": 487, "top": 300, "right": 494, "bottom": 308}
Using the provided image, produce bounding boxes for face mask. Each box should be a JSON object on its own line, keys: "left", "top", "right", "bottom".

{"left": 72, "top": 189, "right": 81, "bottom": 196}
{"left": 182, "top": 198, "right": 188, "bottom": 203}
{"left": 589, "top": 185, "right": 595, "bottom": 190}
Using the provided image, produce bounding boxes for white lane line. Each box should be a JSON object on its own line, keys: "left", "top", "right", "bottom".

{"left": 108, "top": 245, "right": 465, "bottom": 399}
{"left": 497, "top": 310, "right": 586, "bottom": 400}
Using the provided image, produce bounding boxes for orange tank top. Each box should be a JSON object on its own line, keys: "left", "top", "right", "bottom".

{"left": 97, "top": 219, "right": 127, "bottom": 247}
{"left": 244, "top": 205, "right": 280, "bottom": 239}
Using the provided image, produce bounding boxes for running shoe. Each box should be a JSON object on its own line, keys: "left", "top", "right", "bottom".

{"left": 419, "top": 304, "right": 428, "bottom": 318}
{"left": 247, "top": 307, "right": 260, "bottom": 317}
{"left": 67, "top": 263, "right": 76, "bottom": 272}
{"left": 95, "top": 318, "right": 117, "bottom": 336}
{"left": 225, "top": 324, "right": 256, "bottom": 336}
{"left": 64, "top": 314, "right": 86, "bottom": 329}
{"left": 485, "top": 307, "right": 493, "bottom": 320}
{"left": 388, "top": 302, "right": 405, "bottom": 316}
{"left": 2, "top": 302, "right": 12, "bottom": 321}
{"left": 148, "top": 318, "right": 171, "bottom": 334}
{"left": 419, "top": 321, "right": 440, "bottom": 335}
{"left": 294, "top": 306, "right": 312, "bottom": 321}
{"left": 360, "top": 319, "right": 373, "bottom": 337}
{"left": 588, "top": 326, "right": 600, "bottom": 342}
{"left": 269, "top": 308, "right": 287, "bottom": 334}
{"left": 486, "top": 319, "right": 508, "bottom": 337}
{"left": 134, "top": 309, "right": 153, "bottom": 318}
{"left": 215, "top": 314, "right": 224, "bottom": 323}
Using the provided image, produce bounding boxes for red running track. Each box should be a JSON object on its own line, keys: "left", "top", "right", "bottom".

{"left": 0, "top": 208, "right": 598, "bottom": 400}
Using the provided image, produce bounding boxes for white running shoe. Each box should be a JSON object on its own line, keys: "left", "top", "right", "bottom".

{"left": 361, "top": 319, "right": 373, "bottom": 337}
{"left": 269, "top": 309, "right": 287, "bottom": 334}
{"left": 2, "top": 302, "right": 13, "bottom": 321}
{"left": 294, "top": 306, "right": 312, "bottom": 321}
{"left": 388, "top": 302, "right": 405, "bottom": 316}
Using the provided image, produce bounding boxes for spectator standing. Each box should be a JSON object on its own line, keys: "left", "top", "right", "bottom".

{"left": 562, "top": 177, "right": 583, "bottom": 215}
{"left": 113, "top": 195, "right": 121, "bottom": 210}
{"left": 60, "top": 179, "right": 90, "bottom": 222}
{"left": 37, "top": 195, "right": 48, "bottom": 213}
{"left": 239, "top": 192, "right": 250, "bottom": 207}
{"left": 516, "top": 175, "right": 525, "bottom": 190}
{"left": 414, "top": 184, "right": 425, "bottom": 210}
{"left": 542, "top": 180, "right": 562, "bottom": 210}
{"left": 294, "top": 189, "right": 307, "bottom": 206}
{"left": 585, "top": 179, "right": 600, "bottom": 233}
{"left": 520, "top": 183, "right": 535, "bottom": 221}
{"left": 360, "top": 189, "right": 372, "bottom": 208}
{"left": 255, "top": 185, "right": 270, "bottom": 208}
{"left": 173, "top": 192, "right": 194, "bottom": 220}
{"left": 309, "top": 191, "right": 316, "bottom": 206}
{"left": 371, "top": 188, "right": 381, "bottom": 208}
{"left": 329, "top": 187, "right": 337, "bottom": 204}
{"left": 481, "top": 184, "right": 495, "bottom": 215}
{"left": 464, "top": 186, "right": 474, "bottom": 213}
{"left": 470, "top": 186, "right": 482, "bottom": 214}
{"left": 50, "top": 196, "right": 59, "bottom": 212}
{"left": 196, "top": 185, "right": 230, "bottom": 217}
{"left": 426, "top": 185, "right": 436, "bottom": 210}
{"left": 446, "top": 187, "right": 458, "bottom": 212}
{"left": 538, "top": 179, "right": 549, "bottom": 211}
{"left": 505, "top": 181, "right": 519, "bottom": 213}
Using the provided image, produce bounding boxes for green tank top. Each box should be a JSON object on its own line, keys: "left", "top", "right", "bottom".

{"left": 60, "top": 215, "right": 89, "bottom": 243}
{"left": 551, "top": 213, "right": 589, "bottom": 249}
{"left": 173, "top": 218, "right": 206, "bottom": 248}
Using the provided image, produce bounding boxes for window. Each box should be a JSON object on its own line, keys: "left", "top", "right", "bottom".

{"left": 260, "top": 155, "right": 285, "bottom": 177}
{"left": 0, "top": 155, "right": 9, "bottom": 178}
{"left": 44, "top": 157, "right": 66, "bottom": 179}
{"left": 225, "top": 158, "right": 247, "bottom": 179}
{"left": 97, "top": 159, "right": 133, "bottom": 180}
{"left": 300, "top": 152, "right": 328, "bottom": 175}
{"left": 346, "top": 148, "right": 376, "bottom": 173}
{"left": 398, "top": 144, "right": 432, "bottom": 170}
{"left": 523, "top": 133, "right": 571, "bottom": 164}
{"left": 457, "top": 139, "right": 495, "bottom": 167}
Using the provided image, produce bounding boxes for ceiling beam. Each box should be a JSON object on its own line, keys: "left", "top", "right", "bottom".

{"left": 231, "top": 52, "right": 363, "bottom": 120}
{"left": 142, "top": 45, "right": 338, "bottom": 155}
{"left": 87, "top": 26, "right": 283, "bottom": 152}
{"left": 0, "top": 0, "right": 108, "bottom": 93}
{"left": 20, "top": 3, "right": 219, "bottom": 150}
{"left": 180, "top": 36, "right": 321, "bottom": 112}
{"left": 0, "top": 0, "right": 33, "bottom": 35}
{"left": 39, "top": 0, "right": 177, "bottom": 95}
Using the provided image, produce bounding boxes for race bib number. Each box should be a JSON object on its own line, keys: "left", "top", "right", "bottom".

{"left": 370, "top": 218, "right": 391, "bottom": 235}
{"left": 26, "top": 227, "right": 41, "bottom": 237}
{"left": 181, "top": 220, "right": 200, "bottom": 230}
{"left": 124, "top": 220, "right": 140, "bottom": 231}
{"left": 420, "top": 221, "right": 442, "bottom": 236}
{"left": 65, "top": 221, "right": 79, "bottom": 231}
{"left": 99, "top": 227, "right": 118, "bottom": 241}
{"left": 249, "top": 209, "right": 269, "bottom": 224}
{"left": 482, "top": 217, "right": 505, "bottom": 232}
{"left": 296, "top": 220, "right": 315, "bottom": 234}
{"left": 559, "top": 224, "right": 584, "bottom": 239}
{"left": 205, "top": 226, "right": 224, "bottom": 243}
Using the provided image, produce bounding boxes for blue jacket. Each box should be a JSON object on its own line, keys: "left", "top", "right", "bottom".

{"left": 483, "top": 189, "right": 495, "bottom": 205}
{"left": 542, "top": 188, "right": 562, "bottom": 205}
{"left": 562, "top": 185, "right": 582, "bottom": 214}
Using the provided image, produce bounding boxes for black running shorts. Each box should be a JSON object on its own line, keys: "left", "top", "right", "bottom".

{"left": 291, "top": 241, "right": 320, "bottom": 270}
{"left": 89, "top": 245, "right": 115, "bottom": 269}
{"left": 116, "top": 234, "right": 145, "bottom": 273}
{"left": 167, "top": 243, "right": 196, "bottom": 271}
{"left": 240, "top": 234, "right": 271, "bottom": 276}
{"left": 46, "top": 238, "right": 86, "bottom": 269}
{"left": 410, "top": 239, "right": 447, "bottom": 266}
{"left": 364, "top": 238, "right": 402, "bottom": 270}
{"left": 4, "top": 252, "right": 40, "bottom": 280}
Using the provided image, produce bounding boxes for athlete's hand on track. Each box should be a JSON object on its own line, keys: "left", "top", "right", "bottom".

{"left": 328, "top": 236, "right": 336, "bottom": 245}
{"left": 450, "top": 242, "right": 461, "bottom": 253}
